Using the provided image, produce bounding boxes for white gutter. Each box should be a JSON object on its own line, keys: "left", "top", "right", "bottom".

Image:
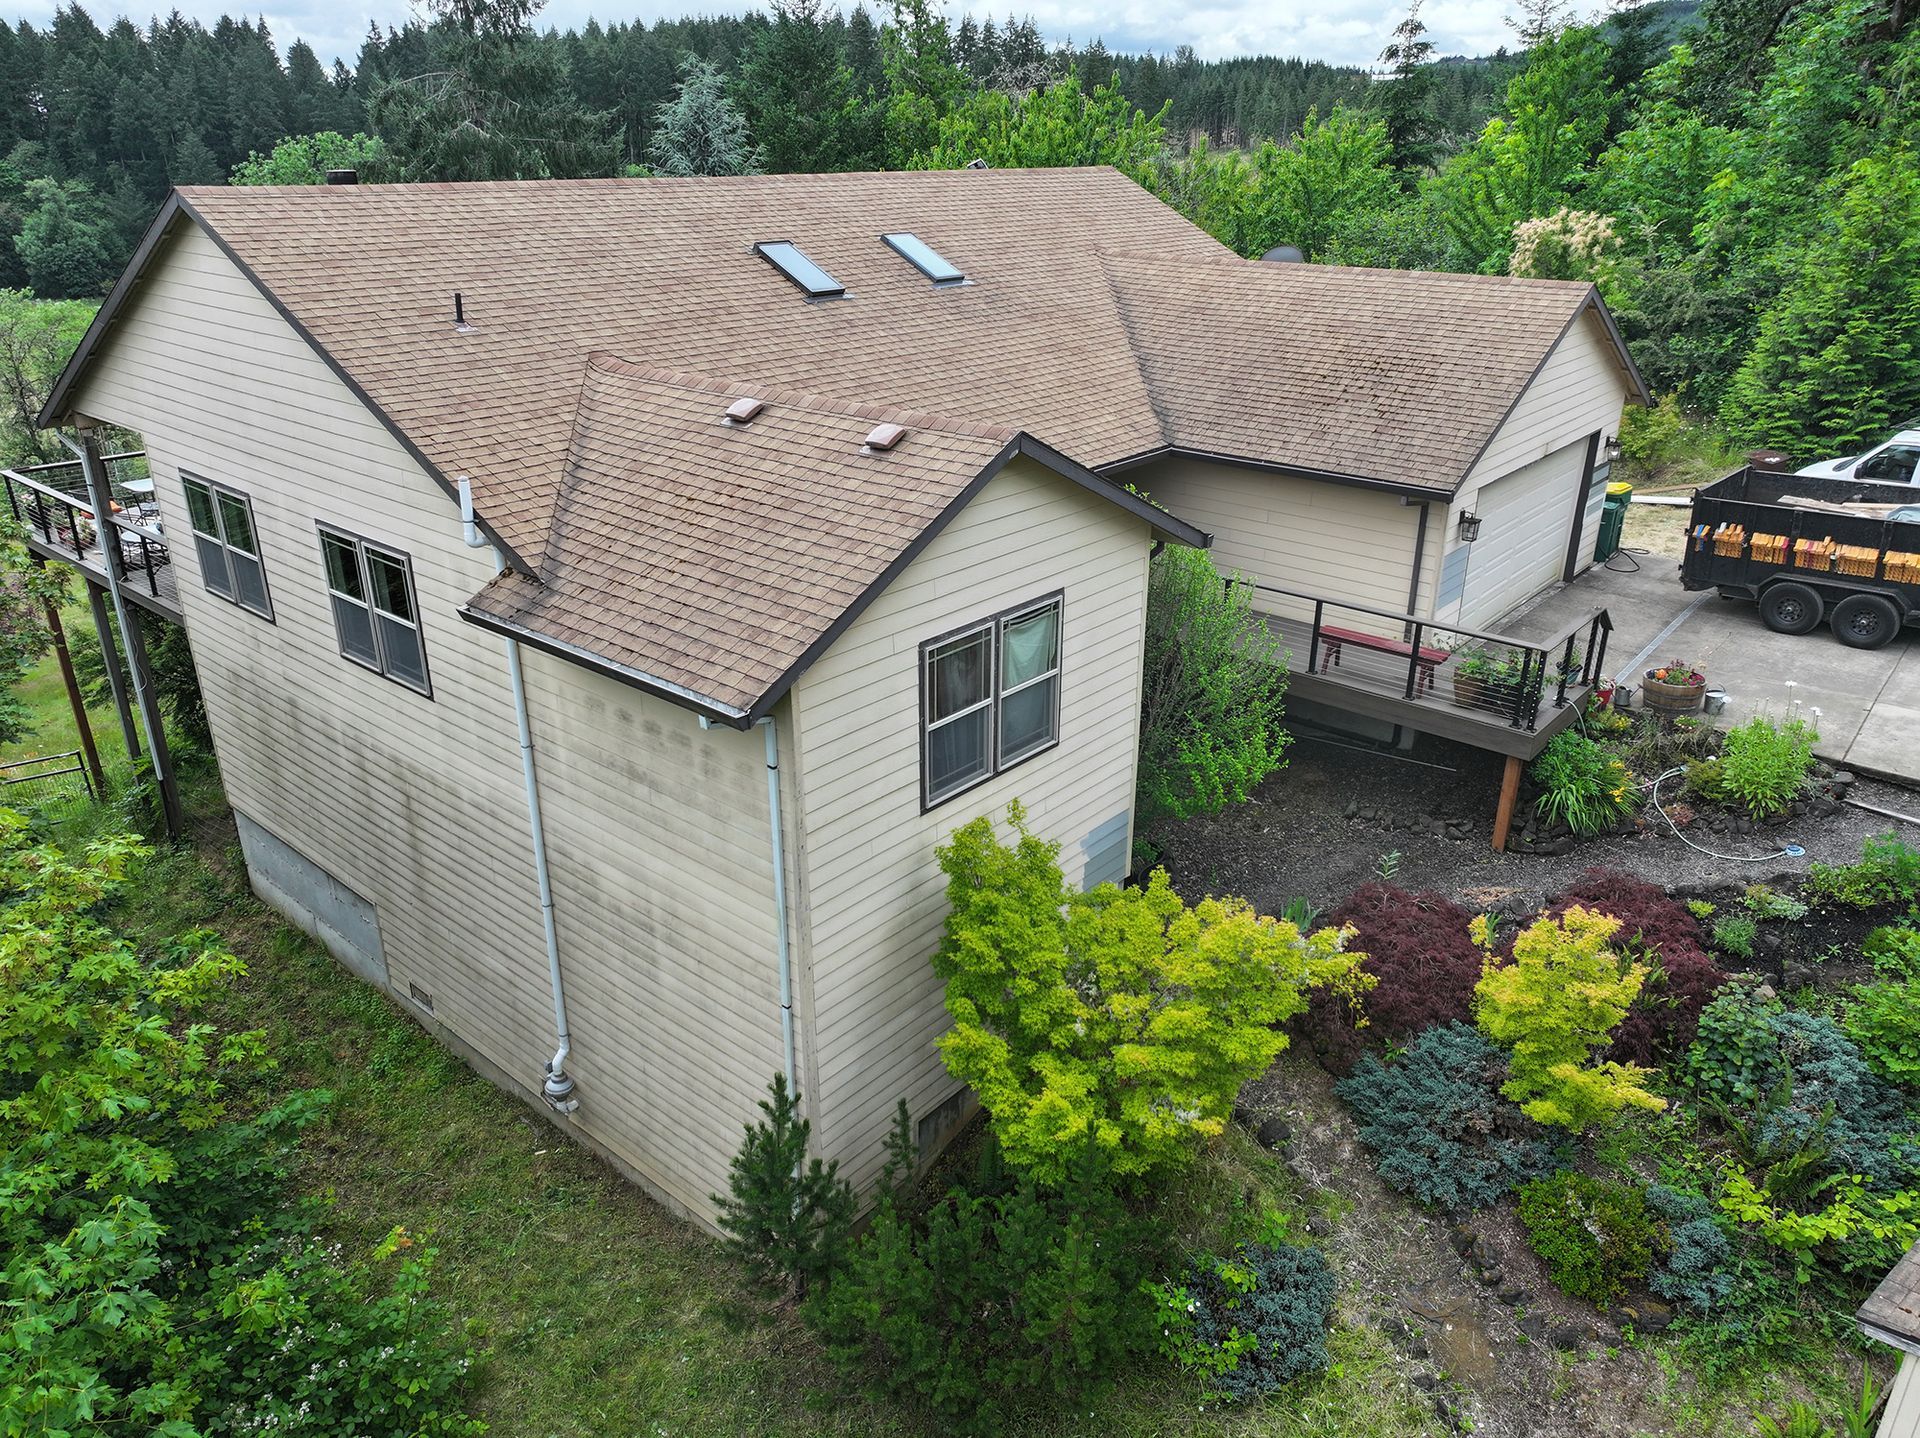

{"left": 460, "top": 477, "right": 577, "bottom": 1113}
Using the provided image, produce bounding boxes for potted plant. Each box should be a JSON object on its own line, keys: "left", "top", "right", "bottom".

{"left": 1643, "top": 659, "right": 1707, "bottom": 714}
{"left": 1451, "top": 646, "right": 1528, "bottom": 711}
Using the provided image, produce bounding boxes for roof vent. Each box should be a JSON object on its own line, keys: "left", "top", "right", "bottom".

{"left": 863, "top": 422, "right": 908, "bottom": 452}
{"left": 725, "top": 396, "right": 766, "bottom": 425}
{"left": 965, "top": 158, "right": 990, "bottom": 170}
{"left": 325, "top": 168, "right": 358, "bottom": 185}
{"left": 453, "top": 292, "right": 474, "bottom": 333}
{"left": 1261, "top": 244, "right": 1305, "bottom": 263}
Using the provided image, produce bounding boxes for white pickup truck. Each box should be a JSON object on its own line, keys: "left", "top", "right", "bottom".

{"left": 1796, "top": 428, "right": 1920, "bottom": 485}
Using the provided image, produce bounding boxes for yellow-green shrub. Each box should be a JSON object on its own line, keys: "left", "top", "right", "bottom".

{"left": 1473, "top": 907, "right": 1666, "bottom": 1133}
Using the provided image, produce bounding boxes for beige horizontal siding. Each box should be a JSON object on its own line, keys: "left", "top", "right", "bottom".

{"left": 1464, "top": 309, "right": 1628, "bottom": 498}
{"left": 68, "top": 220, "right": 786, "bottom": 1228}
{"left": 789, "top": 456, "right": 1152, "bottom": 1194}
{"left": 1135, "top": 457, "right": 1422, "bottom": 638}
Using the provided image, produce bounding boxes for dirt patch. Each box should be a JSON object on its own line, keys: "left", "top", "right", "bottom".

{"left": 1237, "top": 1054, "right": 1881, "bottom": 1438}
{"left": 1146, "top": 729, "right": 1920, "bottom": 920}
{"left": 1622, "top": 502, "right": 1691, "bottom": 561}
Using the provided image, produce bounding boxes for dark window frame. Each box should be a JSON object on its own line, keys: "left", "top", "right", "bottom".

{"left": 314, "top": 522, "right": 433, "bottom": 699}
{"left": 179, "top": 471, "right": 274, "bottom": 621}
{"left": 919, "top": 591, "right": 1064, "bottom": 812}
{"left": 881, "top": 231, "right": 968, "bottom": 287}
{"left": 753, "top": 240, "right": 847, "bottom": 299}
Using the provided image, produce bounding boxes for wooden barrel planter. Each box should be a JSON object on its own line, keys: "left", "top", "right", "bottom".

{"left": 1643, "top": 667, "right": 1707, "bottom": 714}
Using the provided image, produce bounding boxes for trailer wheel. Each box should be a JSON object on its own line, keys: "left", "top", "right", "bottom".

{"left": 1830, "top": 593, "right": 1902, "bottom": 649}
{"left": 1759, "top": 582, "right": 1824, "bottom": 635}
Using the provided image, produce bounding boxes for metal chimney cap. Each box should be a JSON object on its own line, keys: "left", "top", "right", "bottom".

{"left": 725, "top": 396, "right": 766, "bottom": 425}
{"left": 325, "top": 168, "right": 358, "bottom": 185}
{"left": 863, "top": 422, "right": 908, "bottom": 452}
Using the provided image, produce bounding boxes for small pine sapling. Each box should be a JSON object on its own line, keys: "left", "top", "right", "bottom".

{"left": 1473, "top": 907, "right": 1666, "bottom": 1132}
{"left": 714, "top": 1073, "right": 854, "bottom": 1299}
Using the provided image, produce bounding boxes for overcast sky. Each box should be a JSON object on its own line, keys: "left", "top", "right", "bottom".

{"left": 10, "top": 0, "right": 1525, "bottom": 69}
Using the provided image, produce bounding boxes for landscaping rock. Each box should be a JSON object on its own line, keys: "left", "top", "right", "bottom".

{"left": 1412, "top": 1372, "right": 1440, "bottom": 1392}
{"left": 1834, "top": 770, "right": 1858, "bottom": 792}
{"left": 1256, "top": 1116, "right": 1293, "bottom": 1150}
{"left": 1549, "top": 1322, "right": 1588, "bottom": 1352}
{"left": 1449, "top": 1224, "right": 1477, "bottom": 1258}
{"left": 1306, "top": 1215, "right": 1332, "bottom": 1237}
{"left": 1518, "top": 1314, "right": 1548, "bottom": 1342}
{"left": 1497, "top": 1286, "right": 1532, "bottom": 1306}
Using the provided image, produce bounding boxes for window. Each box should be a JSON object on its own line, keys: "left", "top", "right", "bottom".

{"left": 1858, "top": 445, "right": 1920, "bottom": 486}
{"left": 754, "top": 241, "right": 845, "bottom": 298}
{"left": 882, "top": 232, "right": 965, "bottom": 285}
{"left": 318, "top": 526, "right": 430, "bottom": 695}
{"left": 921, "top": 595, "right": 1062, "bottom": 807}
{"left": 180, "top": 474, "right": 272, "bottom": 618}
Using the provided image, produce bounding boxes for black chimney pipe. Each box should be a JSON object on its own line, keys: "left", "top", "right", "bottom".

{"left": 325, "top": 168, "right": 358, "bottom": 185}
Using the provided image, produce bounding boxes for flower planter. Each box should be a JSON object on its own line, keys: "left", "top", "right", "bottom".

{"left": 1450, "top": 673, "right": 1523, "bottom": 712}
{"left": 1643, "top": 668, "right": 1707, "bottom": 715}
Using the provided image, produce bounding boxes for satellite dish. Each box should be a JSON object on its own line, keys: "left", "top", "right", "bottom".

{"left": 1261, "top": 244, "right": 1306, "bottom": 263}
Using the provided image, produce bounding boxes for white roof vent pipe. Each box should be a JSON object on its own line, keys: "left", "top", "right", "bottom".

{"left": 457, "top": 476, "right": 487, "bottom": 549}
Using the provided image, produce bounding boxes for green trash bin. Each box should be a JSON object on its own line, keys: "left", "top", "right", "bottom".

{"left": 1595, "top": 480, "right": 1632, "bottom": 562}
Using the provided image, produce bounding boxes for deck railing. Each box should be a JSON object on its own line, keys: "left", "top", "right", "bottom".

{"left": 2, "top": 452, "right": 170, "bottom": 600}
{"left": 1234, "top": 581, "right": 1612, "bottom": 732}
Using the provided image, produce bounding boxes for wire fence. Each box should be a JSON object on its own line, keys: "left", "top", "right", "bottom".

{"left": 0, "top": 750, "right": 96, "bottom": 807}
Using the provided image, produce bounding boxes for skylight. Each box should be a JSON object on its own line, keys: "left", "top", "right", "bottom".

{"left": 882, "top": 232, "right": 965, "bottom": 285}
{"left": 755, "top": 241, "right": 845, "bottom": 298}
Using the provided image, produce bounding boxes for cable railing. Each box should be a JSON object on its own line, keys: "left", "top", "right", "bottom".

{"left": 1234, "top": 581, "right": 1612, "bottom": 732}
{"left": 2, "top": 451, "right": 171, "bottom": 601}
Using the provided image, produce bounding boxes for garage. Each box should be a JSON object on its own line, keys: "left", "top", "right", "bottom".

{"left": 1455, "top": 439, "right": 1591, "bottom": 629}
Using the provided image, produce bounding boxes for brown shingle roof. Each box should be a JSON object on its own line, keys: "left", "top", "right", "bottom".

{"left": 1101, "top": 253, "right": 1613, "bottom": 489}
{"left": 461, "top": 358, "right": 1201, "bottom": 719}
{"left": 1859, "top": 1241, "right": 1920, "bottom": 1352}
{"left": 170, "top": 168, "right": 1225, "bottom": 571}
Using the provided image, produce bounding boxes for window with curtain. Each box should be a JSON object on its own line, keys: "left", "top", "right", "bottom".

{"left": 318, "top": 526, "right": 431, "bottom": 696}
{"left": 180, "top": 474, "right": 273, "bottom": 619}
{"left": 920, "top": 594, "right": 1063, "bottom": 807}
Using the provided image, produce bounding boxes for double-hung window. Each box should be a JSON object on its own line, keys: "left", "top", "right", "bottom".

{"left": 318, "top": 526, "right": 430, "bottom": 695}
{"left": 921, "top": 594, "right": 1062, "bottom": 807}
{"left": 180, "top": 474, "right": 272, "bottom": 618}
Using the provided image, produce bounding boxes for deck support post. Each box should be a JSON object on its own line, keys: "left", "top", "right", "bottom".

{"left": 1492, "top": 753, "right": 1523, "bottom": 852}
{"left": 33, "top": 559, "right": 105, "bottom": 795}
{"left": 86, "top": 580, "right": 139, "bottom": 762}
{"left": 75, "top": 432, "right": 180, "bottom": 841}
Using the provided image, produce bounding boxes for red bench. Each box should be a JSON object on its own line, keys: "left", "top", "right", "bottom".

{"left": 1318, "top": 624, "right": 1452, "bottom": 693}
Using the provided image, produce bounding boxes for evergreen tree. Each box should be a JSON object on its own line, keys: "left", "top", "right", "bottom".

{"left": 880, "top": 0, "right": 969, "bottom": 164}
{"left": 1374, "top": 1, "right": 1438, "bottom": 173}
{"left": 713, "top": 1073, "right": 853, "bottom": 1299}
{"left": 648, "top": 55, "right": 759, "bottom": 176}
{"left": 734, "top": 0, "right": 878, "bottom": 173}
{"left": 844, "top": 4, "right": 885, "bottom": 97}
{"left": 168, "top": 130, "right": 223, "bottom": 185}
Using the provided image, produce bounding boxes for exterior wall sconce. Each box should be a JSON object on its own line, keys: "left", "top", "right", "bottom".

{"left": 1457, "top": 511, "right": 1483, "bottom": 543}
{"left": 1604, "top": 434, "right": 1623, "bottom": 465}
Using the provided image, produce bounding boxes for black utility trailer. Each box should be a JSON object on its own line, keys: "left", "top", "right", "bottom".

{"left": 1683, "top": 467, "right": 1920, "bottom": 649}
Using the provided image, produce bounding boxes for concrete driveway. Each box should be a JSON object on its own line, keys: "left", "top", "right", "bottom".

{"left": 1502, "top": 552, "right": 1920, "bottom": 786}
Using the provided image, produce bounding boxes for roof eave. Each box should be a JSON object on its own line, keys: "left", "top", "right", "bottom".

{"left": 458, "top": 602, "right": 756, "bottom": 728}
{"left": 1098, "top": 444, "right": 1450, "bottom": 501}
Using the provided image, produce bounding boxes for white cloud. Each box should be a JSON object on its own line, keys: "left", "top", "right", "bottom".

{"left": 9, "top": 0, "right": 1520, "bottom": 74}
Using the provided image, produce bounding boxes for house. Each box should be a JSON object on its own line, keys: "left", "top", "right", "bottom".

{"left": 19, "top": 168, "right": 1643, "bottom": 1225}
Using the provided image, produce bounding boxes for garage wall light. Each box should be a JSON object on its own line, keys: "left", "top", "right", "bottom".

{"left": 1604, "top": 434, "right": 1623, "bottom": 465}
{"left": 1457, "top": 511, "right": 1483, "bottom": 543}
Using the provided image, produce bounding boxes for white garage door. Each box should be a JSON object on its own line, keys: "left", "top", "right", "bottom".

{"left": 1457, "top": 441, "right": 1587, "bottom": 629}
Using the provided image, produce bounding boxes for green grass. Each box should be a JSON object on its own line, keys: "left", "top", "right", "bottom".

{"left": 0, "top": 601, "right": 128, "bottom": 774}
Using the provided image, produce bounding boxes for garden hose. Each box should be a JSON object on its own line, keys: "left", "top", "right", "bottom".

{"left": 1645, "top": 766, "right": 1803, "bottom": 863}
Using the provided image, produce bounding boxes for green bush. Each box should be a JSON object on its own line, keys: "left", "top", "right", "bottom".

{"left": 1645, "top": 1184, "right": 1738, "bottom": 1315}
{"left": 1528, "top": 730, "right": 1638, "bottom": 836}
{"left": 714, "top": 1072, "right": 854, "bottom": 1298}
{"left": 0, "top": 811, "right": 482, "bottom": 1436}
{"left": 1712, "top": 912, "right": 1759, "bottom": 960}
{"left": 1518, "top": 1171, "right": 1663, "bottom": 1306}
{"left": 1335, "top": 1023, "right": 1561, "bottom": 1209}
{"left": 1137, "top": 545, "right": 1291, "bottom": 825}
{"left": 1715, "top": 715, "right": 1818, "bottom": 818}
{"left": 1684, "top": 756, "right": 1727, "bottom": 804}
{"left": 808, "top": 1154, "right": 1158, "bottom": 1434}
{"left": 1866, "top": 925, "right": 1920, "bottom": 980}
{"left": 933, "top": 803, "right": 1362, "bottom": 1185}
{"left": 1807, "top": 833, "right": 1920, "bottom": 908}
{"left": 1844, "top": 981, "right": 1920, "bottom": 1088}
{"left": 1743, "top": 884, "right": 1809, "bottom": 921}
{"left": 1155, "top": 1237, "right": 1336, "bottom": 1401}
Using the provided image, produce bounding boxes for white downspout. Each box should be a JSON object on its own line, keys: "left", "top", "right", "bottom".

{"left": 460, "top": 478, "right": 577, "bottom": 1112}
{"left": 701, "top": 711, "right": 798, "bottom": 1094}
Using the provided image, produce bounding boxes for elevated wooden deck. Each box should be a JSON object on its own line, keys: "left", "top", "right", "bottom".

{"left": 5, "top": 456, "right": 182, "bottom": 623}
